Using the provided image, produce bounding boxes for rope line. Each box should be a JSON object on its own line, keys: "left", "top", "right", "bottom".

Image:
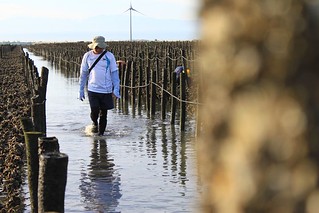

{"left": 120, "top": 81, "right": 201, "bottom": 106}
{"left": 120, "top": 82, "right": 150, "bottom": 89}
{"left": 58, "top": 57, "right": 81, "bottom": 66}
{"left": 151, "top": 82, "right": 201, "bottom": 105}
{"left": 28, "top": 52, "right": 202, "bottom": 105}
{"left": 119, "top": 53, "right": 199, "bottom": 62}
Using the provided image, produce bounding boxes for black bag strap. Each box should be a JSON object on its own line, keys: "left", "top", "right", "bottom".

{"left": 88, "top": 50, "right": 107, "bottom": 73}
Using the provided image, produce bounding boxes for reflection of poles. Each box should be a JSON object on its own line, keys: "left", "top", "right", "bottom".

{"left": 171, "top": 126, "right": 178, "bottom": 172}
{"left": 146, "top": 124, "right": 157, "bottom": 156}
{"left": 145, "top": 122, "right": 189, "bottom": 186}
{"left": 161, "top": 124, "right": 169, "bottom": 168}
{"left": 171, "top": 126, "right": 187, "bottom": 186}
{"left": 179, "top": 133, "right": 187, "bottom": 185}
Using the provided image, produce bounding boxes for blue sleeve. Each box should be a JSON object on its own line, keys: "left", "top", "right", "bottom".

{"left": 111, "top": 69, "right": 120, "bottom": 98}
{"left": 79, "top": 53, "right": 89, "bottom": 92}
{"left": 107, "top": 52, "right": 120, "bottom": 98}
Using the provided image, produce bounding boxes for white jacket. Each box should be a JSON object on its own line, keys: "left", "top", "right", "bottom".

{"left": 79, "top": 50, "right": 120, "bottom": 98}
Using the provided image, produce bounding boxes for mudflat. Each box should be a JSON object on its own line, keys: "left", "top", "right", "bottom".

{"left": 0, "top": 45, "right": 31, "bottom": 212}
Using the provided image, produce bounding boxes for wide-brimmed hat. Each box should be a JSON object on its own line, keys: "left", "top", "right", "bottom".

{"left": 88, "top": 36, "right": 108, "bottom": 49}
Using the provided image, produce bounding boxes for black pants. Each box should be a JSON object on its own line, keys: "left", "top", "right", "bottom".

{"left": 88, "top": 91, "right": 114, "bottom": 134}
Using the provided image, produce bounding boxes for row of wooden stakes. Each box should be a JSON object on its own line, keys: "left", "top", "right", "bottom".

{"left": 21, "top": 51, "right": 68, "bottom": 213}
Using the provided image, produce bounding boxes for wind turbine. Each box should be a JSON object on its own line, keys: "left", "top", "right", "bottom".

{"left": 124, "top": 1, "right": 144, "bottom": 41}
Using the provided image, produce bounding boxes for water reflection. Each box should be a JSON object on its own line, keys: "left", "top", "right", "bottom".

{"left": 179, "top": 132, "right": 187, "bottom": 186}
{"left": 145, "top": 121, "right": 189, "bottom": 187}
{"left": 79, "top": 139, "right": 121, "bottom": 212}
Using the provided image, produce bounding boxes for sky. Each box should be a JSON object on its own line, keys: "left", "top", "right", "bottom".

{"left": 0, "top": 0, "right": 200, "bottom": 42}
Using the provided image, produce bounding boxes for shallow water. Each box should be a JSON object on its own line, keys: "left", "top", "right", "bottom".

{"left": 23, "top": 50, "right": 201, "bottom": 212}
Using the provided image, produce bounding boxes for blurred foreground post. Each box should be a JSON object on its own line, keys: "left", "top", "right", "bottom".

{"left": 198, "top": 0, "right": 319, "bottom": 212}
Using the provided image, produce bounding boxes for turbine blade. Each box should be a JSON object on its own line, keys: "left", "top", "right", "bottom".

{"left": 131, "top": 8, "right": 144, "bottom": 15}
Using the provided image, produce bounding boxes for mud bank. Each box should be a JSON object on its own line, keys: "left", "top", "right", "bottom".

{"left": 0, "top": 45, "right": 32, "bottom": 212}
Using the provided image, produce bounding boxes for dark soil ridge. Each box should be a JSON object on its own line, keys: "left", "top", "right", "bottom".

{"left": 0, "top": 45, "right": 32, "bottom": 212}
